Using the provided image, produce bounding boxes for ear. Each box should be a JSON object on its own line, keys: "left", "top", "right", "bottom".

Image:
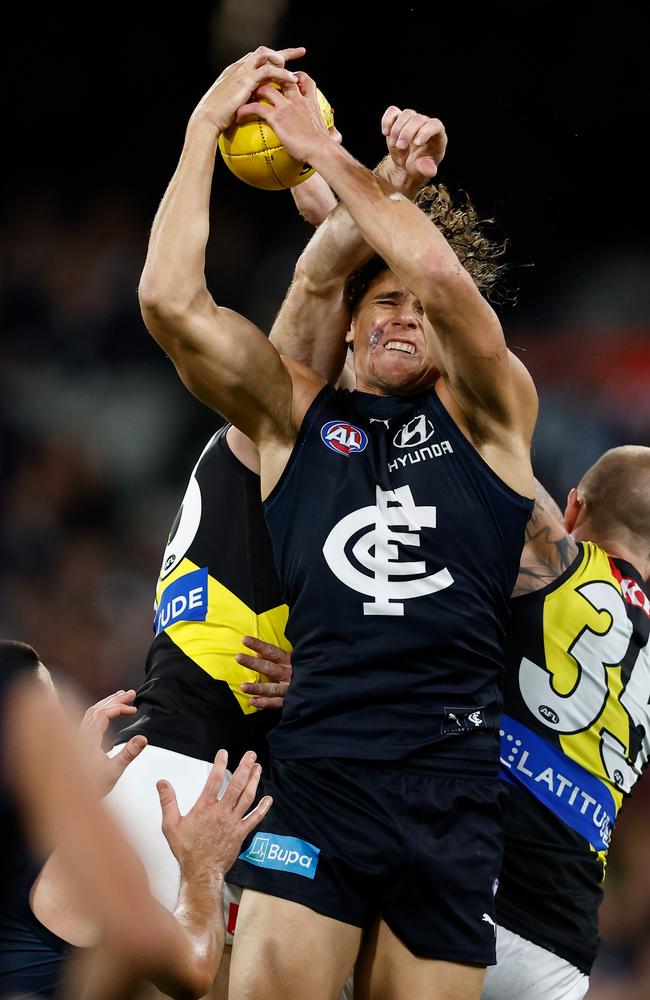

{"left": 564, "top": 488, "right": 587, "bottom": 534}
{"left": 345, "top": 324, "right": 354, "bottom": 346}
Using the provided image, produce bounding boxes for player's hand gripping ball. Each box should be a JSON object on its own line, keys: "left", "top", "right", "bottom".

{"left": 218, "top": 86, "right": 334, "bottom": 191}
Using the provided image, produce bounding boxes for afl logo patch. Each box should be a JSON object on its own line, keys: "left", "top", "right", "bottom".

{"left": 321, "top": 421, "right": 368, "bottom": 456}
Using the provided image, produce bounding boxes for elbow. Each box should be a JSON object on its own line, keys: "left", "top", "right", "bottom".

{"left": 137, "top": 276, "right": 210, "bottom": 362}
{"left": 138, "top": 274, "right": 186, "bottom": 326}
{"left": 417, "top": 254, "right": 474, "bottom": 317}
{"left": 189, "top": 970, "right": 216, "bottom": 1000}
{"left": 167, "top": 950, "right": 219, "bottom": 1000}
{"left": 292, "top": 254, "right": 341, "bottom": 299}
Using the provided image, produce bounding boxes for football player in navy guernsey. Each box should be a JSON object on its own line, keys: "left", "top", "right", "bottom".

{"left": 244, "top": 449, "right": 650, "bottom": 1000}
{"left": 107, "top": 95, "right": 444, "bottom": 1000}
{"left": 138, "top": 44, "right": 537, "bottom": 1000}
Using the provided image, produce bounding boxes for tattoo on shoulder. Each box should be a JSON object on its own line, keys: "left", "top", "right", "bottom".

{"left": 513, "top": 479, "right": 579, "bottom": 597}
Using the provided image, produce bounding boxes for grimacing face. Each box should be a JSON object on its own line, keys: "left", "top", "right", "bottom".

{"left": 346, "top": 269, "right": 441, "bottom": 396}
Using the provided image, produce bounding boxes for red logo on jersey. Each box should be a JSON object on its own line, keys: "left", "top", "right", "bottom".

{"left": 622, "top": 579, "right": 650, "bottom": 619}
{"left": 609, "top": 559, "right": 650, "bottom": 619}
{"left": 320, "top": 421, "right": 368, "bottom": 456}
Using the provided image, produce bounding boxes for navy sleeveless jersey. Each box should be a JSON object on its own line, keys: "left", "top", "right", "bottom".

{"left": 265, "top": 384, "right": 533, "bottom": 762}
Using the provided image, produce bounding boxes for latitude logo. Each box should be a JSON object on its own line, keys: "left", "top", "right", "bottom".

{"left": 393, "top": 414, "right": 435, "bottom": 448}
{"left": 322, "top": 485, "right": 454, "bottom": 616}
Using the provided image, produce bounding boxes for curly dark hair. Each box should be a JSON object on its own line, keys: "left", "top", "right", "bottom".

{"left": 343, "top": 184, "right": 509, "bottom": 317}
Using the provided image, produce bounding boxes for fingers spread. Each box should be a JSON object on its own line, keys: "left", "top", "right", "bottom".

{"left": 242, "top": 635, "right": 292, "bottom": 665}
{"left": 116, "top": 734, "right": 147, "bottom": 771}
{"left": 234, "top": 763, "right": 262, "bottom": 819}
{"left": 241, "top": 795, "right": 273, "bottom": 836}
{"left": 157, "top": 780, "right": 180, "bottom": 831}
{"left": 203, "top": 749, "right": 228, "bottom": 800}
{"left": 236, "top": 653, "right": 289, "bottom": 681}
{"left": 240, "top": 680, "right": 288, "bottom": 697}
{"left": 221, "top": 750, "right": 257, "bottom": 807}
{"left": 248, "top": 696, "right": 284, "bottom": 710}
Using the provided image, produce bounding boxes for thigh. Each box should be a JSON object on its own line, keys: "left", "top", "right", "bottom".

{"left": 104, "top": 744, "right": 223, "bottom": 910}
{"left": 227, "top": 758, "right": 400, "bottom": 927}
{"left": 356, "top": 920, "right": 486, "bottom": 1000}
{"left": 229, "top": 888, "right": 362, "bottom": 1000}
{"left": 481, "top": 925, "right": 589, "bottom": 1000}
{"left": 381, "top": 770, "right": 505, "bottom": 967}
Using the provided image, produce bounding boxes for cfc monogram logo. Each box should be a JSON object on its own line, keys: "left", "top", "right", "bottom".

{"left": 322, "top": 485, "right": 454, "bottom": 616}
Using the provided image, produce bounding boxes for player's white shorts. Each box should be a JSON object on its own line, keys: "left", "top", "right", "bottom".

{"left": 105, "top": 743, "right": 242, "bottom": 944}
{"left": 481, "top": 924, "right": 589, "bottom": 1000}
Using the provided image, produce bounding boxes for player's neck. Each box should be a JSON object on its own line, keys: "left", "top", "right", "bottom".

{"left": 587, "top": 532, "right": 650, "bottom": 583}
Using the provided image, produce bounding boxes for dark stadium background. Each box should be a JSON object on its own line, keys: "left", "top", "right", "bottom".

{"left": 1, "top": 5, "right": 649, "bottom": 994}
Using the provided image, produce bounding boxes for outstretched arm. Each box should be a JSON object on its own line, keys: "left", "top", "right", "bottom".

{"left": 243, "top": 74, "right": 537, "bottom": 446}
{"left": 513, "top": 479, "right": 579, "bottom": 597}
{"left": 138, "top": 47, "right": 318, "bottom": 450}
{"left": 271, "top": 107, "right": 447, "bottom": 382}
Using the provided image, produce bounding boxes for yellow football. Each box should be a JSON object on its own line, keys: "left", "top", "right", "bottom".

{"left": 218, "top": 87, "right": 334, "bottom": 191}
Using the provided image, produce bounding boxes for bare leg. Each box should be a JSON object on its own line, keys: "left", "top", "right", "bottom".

{"left": 355, "top": 919, "right": 486, "bottom": 1000}
{"left": 228, "top": 889, "right": 362, "bottom": 1000}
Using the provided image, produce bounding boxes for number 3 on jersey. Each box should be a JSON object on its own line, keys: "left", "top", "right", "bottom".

{"left": 519, "top": 570, "right": 650, "bottom": 794}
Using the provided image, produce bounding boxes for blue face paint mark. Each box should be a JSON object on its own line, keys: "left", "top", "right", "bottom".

{"left": 369, "top": 328, "right": 382, "bottom": 346}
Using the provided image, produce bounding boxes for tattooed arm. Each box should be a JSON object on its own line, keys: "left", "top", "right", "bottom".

{"left": 512, "top": 479, "right": 580, "bottom": 597}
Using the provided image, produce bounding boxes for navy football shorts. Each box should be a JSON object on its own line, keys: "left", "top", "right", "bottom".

{"left": 227, "top": 755, "right": 506, "bottom": 966}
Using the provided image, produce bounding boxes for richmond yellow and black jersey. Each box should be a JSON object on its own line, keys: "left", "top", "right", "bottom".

{"left": 117, "top": 425, "right": 290, "bottom": 765}
{"left": 496, "top": 541, "right": 650, "bottom": 973}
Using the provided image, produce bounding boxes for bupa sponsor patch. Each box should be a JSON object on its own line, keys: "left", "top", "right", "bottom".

{"left": 154, "top": 566, "right": 208, "bottom": 636}
{"left": 320, "top": 421, "right": 368, "bottom": 456}
{"left": 239, "top": 832, "right": 320, "bottom": 879}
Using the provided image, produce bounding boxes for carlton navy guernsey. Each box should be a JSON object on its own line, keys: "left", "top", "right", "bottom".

{"left": 265, "top": 384, "right": 533, "bottom": 763}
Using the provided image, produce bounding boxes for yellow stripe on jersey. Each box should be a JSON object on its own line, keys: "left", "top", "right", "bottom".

{"left": 155, "top": 557, "right": 290, "bottom": 714}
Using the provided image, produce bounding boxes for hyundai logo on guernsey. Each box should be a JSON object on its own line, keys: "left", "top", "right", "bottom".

{"left": 154, "top": 567, "right": 208, "bottom": 636}
{"left": 321, "top": 421, "right": 368, "bottom": 456}
{"left": 500, "top": 714, "right": 616, "bottom": 852}
{"left": 240, "top": 833, "right": 320, "bottom": 879}
{"left": 393, "top": 414, "right": 435, "bottom": 448}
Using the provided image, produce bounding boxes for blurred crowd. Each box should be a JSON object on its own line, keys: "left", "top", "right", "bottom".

{"left": 1, "top": 189, "right": 648, "bottom": 998}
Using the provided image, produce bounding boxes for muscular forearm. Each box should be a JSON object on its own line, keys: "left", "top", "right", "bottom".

{"left": 269, "top": 199, "right": 370, "bottom": 377}
{"left": 307, "top": 140, "right": 457, "bottom": 308}
{"left": 291, "top": 154, "right": 426, "bottom": 289}
{"left": 271, "top": 157, "right": 427, "bottom": 376}
{"left": 139, "top": 114, "right": 219, "bottom": 318}
{"left": 155, "top": 873, "right": 225, "bottom": 999}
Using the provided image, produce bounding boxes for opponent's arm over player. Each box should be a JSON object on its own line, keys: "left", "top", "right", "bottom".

{"left": 138, "top": 45, "right": 537, "bottom": 502}
{"left": 270, "top": 106, "right": 447, "bottom": 382}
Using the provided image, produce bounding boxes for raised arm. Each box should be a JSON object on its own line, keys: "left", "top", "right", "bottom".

{"left": 138, "top": 47, "right": 320, "bottom": 450}
{"left": 271, "top": 107, "right": 448, "bottom": 382}
{"left": 513, "top": 479, "right": 579, "bottom": 597}
{"left": 242, "top": 74, "right": 537, "bottom": 450}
